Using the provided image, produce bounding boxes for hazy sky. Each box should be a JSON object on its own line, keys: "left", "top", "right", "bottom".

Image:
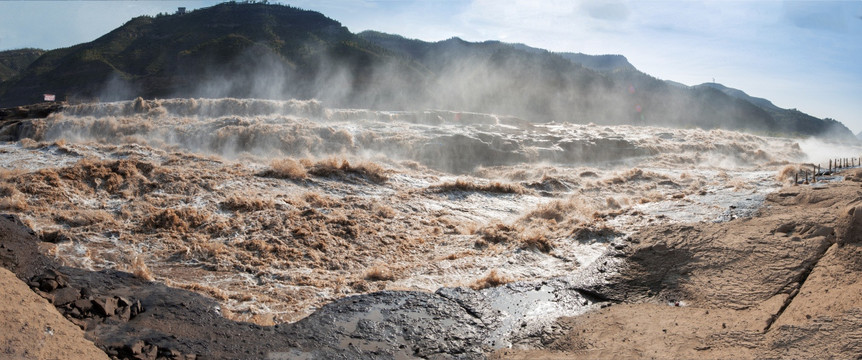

{"left": 1, "top": 0, "right": 860, "bottom": 133}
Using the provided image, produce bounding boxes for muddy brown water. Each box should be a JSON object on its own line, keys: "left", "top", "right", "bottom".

{"left": 3, "top": 97, "right": 853, "bottom": 357}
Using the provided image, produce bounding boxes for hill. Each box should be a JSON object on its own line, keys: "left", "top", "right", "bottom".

{"left": 493, "top": 41, "right": 854, "bottom": 141}
{"left": 700, "top": 82, "right": 854, "bottom": 140}
{"left": 0, "top": 3, "right": 425, "bottom": 107}
{"left": 0, "top": 48, "right": 44, "bottom": 82}
{"left": 0, "top": 2, "right": 854, "bottom": 141}
{"left": 359, "top": 31, "right": 856, "bottom": 139}
{"left": 357, "top": 31, "right": 775, "bottom": 131}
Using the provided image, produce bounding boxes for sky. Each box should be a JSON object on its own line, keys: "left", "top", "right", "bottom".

{"left": 1, "top": 0, "right": 860, "bottom": 133}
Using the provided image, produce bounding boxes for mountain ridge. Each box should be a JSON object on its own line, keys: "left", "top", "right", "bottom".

{"left": 698, "top": 82, "right": 853, "bottom": 140}
{"left": 0, "top": 2, "right": 854, "bottom": 141}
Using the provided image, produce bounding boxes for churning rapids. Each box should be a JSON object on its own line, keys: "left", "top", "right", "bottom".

{"left": 0, "top": 97, "right": 820, "bottom": 345}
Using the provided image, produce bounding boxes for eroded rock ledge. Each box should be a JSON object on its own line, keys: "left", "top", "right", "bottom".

{"left": 493, "top": 176, "right": 862, "bottom": 359}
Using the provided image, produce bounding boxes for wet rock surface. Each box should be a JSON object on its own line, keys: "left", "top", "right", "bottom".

{"left": 493, "top": 181, "right": 862, "bottom": 359}
{"left": 0, "top": 102, "right": 65, "bottom": 121}
{"left": 1, "top": 213, "right": 531, "bottom": 359}
{"left": 283, "top": 290, "right": 493, "bottom": 359}
{"left": 0, "top": 103, "right": 66, "bottom": 142}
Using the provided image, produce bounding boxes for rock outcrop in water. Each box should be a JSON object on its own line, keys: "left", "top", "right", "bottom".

{"left": 0, "top": 101, "right": 65, "bottom": 120}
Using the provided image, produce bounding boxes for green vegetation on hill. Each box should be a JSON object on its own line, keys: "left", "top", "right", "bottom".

{"left": 0, "top": 2, "right": 854, "bottom": 141}
{"left": 0, "top": 48, "right": 45, "bottom": 82}
{"left": 0, "top": 2, "right": 422, "bottom": 106}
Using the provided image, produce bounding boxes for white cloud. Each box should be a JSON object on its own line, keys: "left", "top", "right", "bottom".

{"left": 782, "top": 1, "right": 852, "bottom": 33}
{"left": 459, "top": 0, "right": 578, "bottom": 35}
{"left": 581, "top": 2, "right": 630, "bottom": 21}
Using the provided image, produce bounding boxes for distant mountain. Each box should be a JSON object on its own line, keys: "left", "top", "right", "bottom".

{"left": 857, "top": 131, "right": 862, "bottom": 141}
{"left": 700, "top": 82, "right": 854, "bottom": 140}
{"left": 356, "top": 31, "right": 779, "bottom": 132}
{"left": 0, "top": 48, "right": 44, "bottom": 82}
{"left": 0, "top": 3, "right": 425, "bottom": 107}
{"left": 0, "top": 2, "right": 854, "bottom": 141}
{"left": 358, "top": 31, "right": 855, "bottom": 141}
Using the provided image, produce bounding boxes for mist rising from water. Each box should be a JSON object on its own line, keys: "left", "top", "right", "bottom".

{"left": 26, "top": 97, "right": 809, "bottom": 174}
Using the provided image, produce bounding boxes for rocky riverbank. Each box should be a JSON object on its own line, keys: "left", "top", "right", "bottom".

{"left": 2, "top": 170, "right": 862, "bottom": 359}
{"left": 493, "top": 170, "right": 862, "bottom": 359}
